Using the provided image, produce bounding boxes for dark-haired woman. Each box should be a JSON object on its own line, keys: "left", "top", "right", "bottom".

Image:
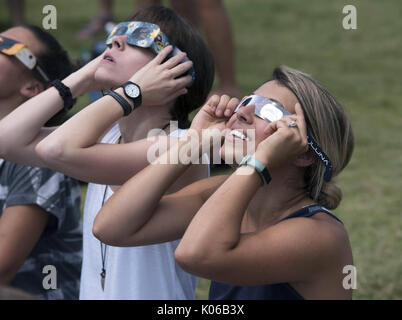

{"left": 0, "top": 6, "right": 215, "bottom": 299}
{"left": 0, "top": 25, "right": 81, "bottom": 299}
{"left": 93, "top": 66, "right": 355, "bottom": 300}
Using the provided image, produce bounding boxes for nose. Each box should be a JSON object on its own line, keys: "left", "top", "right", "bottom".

{"left": 110, "top": 35, "right": 126, "bottom": 51}
{"left": 236, "top": 104, "right": 256, "bottom": 124}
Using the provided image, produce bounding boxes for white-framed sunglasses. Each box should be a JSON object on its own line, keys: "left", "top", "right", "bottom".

{"left": 234, "top": 94, "right": 333, "bottom": 181}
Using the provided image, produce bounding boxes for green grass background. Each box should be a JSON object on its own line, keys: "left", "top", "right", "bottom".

{"left": 1, "top": 0, "right": 401, "bottom": 299}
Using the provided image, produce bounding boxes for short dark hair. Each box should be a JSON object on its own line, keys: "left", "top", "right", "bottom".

{"left": 21, "top": 25, "right": 76, "bottom": 126}
{"left": 128, "top": 5, "right": 215, "bottom": 128}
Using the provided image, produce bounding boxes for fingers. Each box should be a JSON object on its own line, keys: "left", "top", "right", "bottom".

{"left": 213, "top": 95, "right": 239, "bottom": 118}
{"left": 169, "top": 60, "right": 193, "bottom": 78}
{"left": 271, "top": 104, "right": 308, "bottom": 152}
{"left": 162, "top": 51, "right": 189, "bottom": 70}
{"left": 153, "top": 45, "right": 174, "bottom": 65}
{"left": 155, "top": 47, "right": 193, "bottom": 89}
{"left": 214, "top": 95, "right": 230, "bottom": 117}
{"left": 172, "top": 74, "right": 193, "bottom": 89}
{"left": 226, "top": 97, "right": 240, "bottom": 117}
{"left": 200, "top": 95, "right": 239, "bottom": 121}
{"left": 206, "top": 95, "right": 221, "bottom": 112}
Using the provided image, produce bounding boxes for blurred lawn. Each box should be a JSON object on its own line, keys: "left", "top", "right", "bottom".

{"left": 1, "top": 0, "right": 401, "bottom": 299}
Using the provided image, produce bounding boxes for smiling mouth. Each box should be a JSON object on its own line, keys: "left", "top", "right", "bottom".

{"left": 230, "top": 130, "right": 249, "bottom": 141}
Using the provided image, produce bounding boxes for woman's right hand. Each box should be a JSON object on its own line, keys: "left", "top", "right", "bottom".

{"left": 190, "top": 94, "right": 239, "bottom": 135}
{"left": 188, "top": 95, "right": 239, "bottom": 154}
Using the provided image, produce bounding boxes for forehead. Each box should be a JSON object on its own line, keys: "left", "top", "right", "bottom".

{"left": 253, "top": 80, "right": 299, "bottom": 114}
{"left": 0, "top": 27, "right": 43, "bottom": 56}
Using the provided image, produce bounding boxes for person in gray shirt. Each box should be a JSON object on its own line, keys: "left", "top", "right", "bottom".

{"left": 0, "top": 25, "right": 82, "bottom": 299}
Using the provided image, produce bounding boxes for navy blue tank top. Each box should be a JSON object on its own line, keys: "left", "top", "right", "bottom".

{"left": 208, "top": 204, "right": 343, "bottom": 300}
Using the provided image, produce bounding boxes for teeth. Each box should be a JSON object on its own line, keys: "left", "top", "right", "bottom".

{"left": 230, "top": 130, "right": 249, "bottom": 141}
{"left": 105, "top": 56, "right": 113, "bottom": 61}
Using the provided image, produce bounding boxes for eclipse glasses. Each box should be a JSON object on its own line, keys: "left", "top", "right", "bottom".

{"left": 106, "top": 21, "right": 195, "bottom": 87}
{"left": 235, "top": 94, "right": 333, "bottom": 182}
{"left": 0, "top": 35, "right": 50, "bottom": 83}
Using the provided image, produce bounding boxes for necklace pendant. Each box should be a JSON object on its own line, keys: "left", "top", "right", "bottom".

{"left": 100, "top": 270, "right": 106, "bottom": 291}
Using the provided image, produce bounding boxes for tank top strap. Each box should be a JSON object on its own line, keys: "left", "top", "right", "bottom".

{"left": 277, "top": 204, "right": 343, "bottom": 225}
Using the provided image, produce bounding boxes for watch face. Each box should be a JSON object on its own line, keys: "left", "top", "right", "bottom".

{"left": 125, "top": 83, "right": 139, "bottom": 98}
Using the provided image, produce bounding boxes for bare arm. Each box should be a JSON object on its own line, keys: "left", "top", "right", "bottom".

{"left": 0, "top": 205, "right": 49, "bottom": 284}
{"left": 93, "top": 132, "right": 226, "bottom": 246}
{"left": 92, "top": 94, "right": 239, "bottom": 246}
{"left": 35, "top": 92, "right": 153, "bottom": 184}
{"left": 0, "top": 56, "right": 100, "bottom": 167}
{"left": 36, "top": 47, "right": 193, "bottom": 185}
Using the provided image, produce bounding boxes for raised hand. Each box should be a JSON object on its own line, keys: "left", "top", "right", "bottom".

{"left": 129, "top": 46, "right": 193, "bottom": 106}
{"left": 190, "top": 94, "right": 239, "bottom": 135}
{"left": 65, "top": 53, "right": 105, "bottom": 96}
{"left": 255, "top": 103, "right": 309, "bottom": 168}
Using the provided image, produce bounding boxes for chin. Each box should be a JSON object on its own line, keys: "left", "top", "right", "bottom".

{"left": 94, "top": 68, "right": 121, "bottom": 90}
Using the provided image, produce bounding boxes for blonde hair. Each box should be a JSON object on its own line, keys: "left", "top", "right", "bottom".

{"left": 270, "top": 66, "right": 354, "bottom": 209}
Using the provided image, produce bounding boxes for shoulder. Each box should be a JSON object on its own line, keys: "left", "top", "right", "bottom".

{"left": 262, "top": 211, "right": 352, "bottom": 272}
{"left": 277, "top": 210, "right": 349, "bottom": 248}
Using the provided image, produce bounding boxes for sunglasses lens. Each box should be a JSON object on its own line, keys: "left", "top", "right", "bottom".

{"left": 132, "top": 27, "right": 150, "bottom": 40}
{"left": 234, "top": 96, "right": 286, "bottom": 123}
{"left": 259, "top": 104, "right": 284, "bottom": 122}
{"left": 115, "top": 26, "right": 128, "bottom": 36}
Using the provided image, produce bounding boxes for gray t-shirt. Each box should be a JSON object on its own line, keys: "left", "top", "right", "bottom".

{"left": 0, "top": 159, "right": 82, "bottom": 299}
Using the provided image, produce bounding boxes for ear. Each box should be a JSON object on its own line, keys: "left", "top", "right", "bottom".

{"left": 19, "top": 79, "right": 45, "bottom": 99}
{"left": 293, "top": 150, "right": 316, "bottom": 168}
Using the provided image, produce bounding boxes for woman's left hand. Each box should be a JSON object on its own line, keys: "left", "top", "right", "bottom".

{"left": 255, "top": 103, "right": 309, "bottom": 168}
{"left": 129, "top": 46, "right": 193, "bottom": 105}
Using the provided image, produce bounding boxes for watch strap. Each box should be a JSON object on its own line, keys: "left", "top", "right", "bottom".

{"left": 51, "top": 79, "right": 74, "bottom": 111}
{"left": 102, "top": 89, "right": 132, "bottom": 116}
{"left": 239, "top": 155, "right": 271, "bottom": 186}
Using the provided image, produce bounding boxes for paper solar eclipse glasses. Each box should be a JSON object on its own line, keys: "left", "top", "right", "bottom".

{"left": 234, "top": 94, "right": 333, "bottom": 182}
{"left": 106, "top": 21, "right": 195, "bottom": 87}
{"left": 0, "top": 35, "right": 50, "bottom": 83}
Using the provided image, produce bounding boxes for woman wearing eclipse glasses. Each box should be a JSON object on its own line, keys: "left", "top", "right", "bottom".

{"left": 93, "top": 65, "right": 355, "bottom": 300}
{"left": 0, "top": 25, "right": 82, "bottom": 299}
{"left": 0, "top": 6, "right": 214, "bottom": 299}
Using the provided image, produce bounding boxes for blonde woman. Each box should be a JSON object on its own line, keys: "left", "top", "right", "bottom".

{"left": 94, "top": 65, "right": 355, "bottom": 300}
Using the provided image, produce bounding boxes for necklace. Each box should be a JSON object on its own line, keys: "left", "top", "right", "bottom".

{"left": 99, "top": 184, "right": 109, "bottom": 290}
{"left": 97, "top": 124, "right": 170, "bottom": 290}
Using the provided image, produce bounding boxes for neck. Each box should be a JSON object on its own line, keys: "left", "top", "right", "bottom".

{"left": 245, "top": 168, "right": 314, "bottom": 230}
{"left": 117, "top": 103, "right": 173, "bottom": 143}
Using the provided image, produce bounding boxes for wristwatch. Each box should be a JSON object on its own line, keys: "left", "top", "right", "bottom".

{"left": 239, "top": 155, "right": 271, "bottom": 186}
{"left": 122, "top": 81, "right": 142, "bottom": 109}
